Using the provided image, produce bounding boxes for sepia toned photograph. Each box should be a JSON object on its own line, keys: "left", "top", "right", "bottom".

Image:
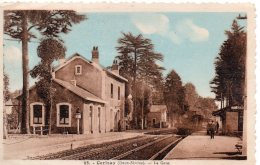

{"left": 1, "top": 3, "right": 256, "bottom": 164}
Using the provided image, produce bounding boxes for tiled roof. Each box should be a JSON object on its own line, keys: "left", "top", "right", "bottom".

{"left": 54, "top": 79, "right": 106, "bottom": 104}
{"left": 150, "top": 105, "right": 167, "bottom": 113}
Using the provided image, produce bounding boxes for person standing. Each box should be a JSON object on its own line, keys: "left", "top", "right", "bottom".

{"left": 209, "top": 121, "right": 215, "bottom": 139}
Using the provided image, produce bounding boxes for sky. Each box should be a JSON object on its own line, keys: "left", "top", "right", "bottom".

{"left": 3, "top": 12, "right": 246, "bottom": 98}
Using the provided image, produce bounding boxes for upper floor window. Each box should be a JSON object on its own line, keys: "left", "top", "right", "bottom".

{"left": 75, "top": 65, "right": 82, "bottom": 75}
{"left": 57, "top": 103, "right": 71, "bottom": 127}
{"left": 30, "top": 102, "right": 45, "bottom": 126}
{"left": 118, "top": 86, "right": 120, "bottom": 100}
{"left": 111, "top": 83, "right": 113, "bottom": 98}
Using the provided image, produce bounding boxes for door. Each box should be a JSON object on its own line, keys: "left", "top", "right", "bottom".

{"left": 114, "top": 112, "right": 118, "bottom": 131}
{"left": 90, "top": 106, "right": 93, "bottom": 133}
{"left": 98, "top": 107, "right": 101, "bottom": 133}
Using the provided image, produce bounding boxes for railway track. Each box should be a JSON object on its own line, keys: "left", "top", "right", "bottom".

{"left": 111, "top": 135, "right": 183, "bottom": 160}
{"left": 60, "top": 136, "right": 157, "bottom": 160}
{"left": 31, "top": 135, "right": 144, "bottom": 160}
{"left": 31, "top": 133, "right": 184, "bottom": 160}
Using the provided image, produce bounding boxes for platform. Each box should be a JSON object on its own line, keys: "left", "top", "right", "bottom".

{"left": 164, "top": 132, "right": 242, "bottom": 160}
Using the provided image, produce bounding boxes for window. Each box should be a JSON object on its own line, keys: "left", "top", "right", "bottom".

{"left": 75, "top": 65, "right": 82, "bottom": 75}
{"left": 90, "top": 106, "right": 93, "bottom": 132}
{"left": 118, "top": 86, "right": 120, "bottom": 100}
{"left": 33, "top": 105, "right": 43, "bottom": 124}
{"left": 60, "top": 105, "right": 69, "bottom": 125}
{"left": 111, "top": 83, "right": 113, "bottom": 98}
{"left": 98, "top": 107, "right": 101, "bottom": 132}
{"left": 57, "top": 103, "right": 71, "bottom": 127}
{"left": 98, "top": 107, "right": 101, "bottom": 118}
{"left": 30, "top": 102, "right": 45, "bottom": 126}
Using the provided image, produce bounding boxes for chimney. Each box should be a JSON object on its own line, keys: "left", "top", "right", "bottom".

{"left": 92, "top": 46, "right": 99, "bottom": 64}
{"left": 111, "top": 60, "right": 119, "bottom": 74}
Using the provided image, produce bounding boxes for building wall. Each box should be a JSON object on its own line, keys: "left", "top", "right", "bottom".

{"left": 147, "top": 112, "right": 161, "bottom": 127}
{"left": 104, "top": 74, "right": 125, "bottom": 131}
{"left": 33, "top": 55, "right": 127, "bottom": 134}
{"left": 28, "top": 82, "right": 105, "bottom": 134}
{"left": 226, "top": 111, "right": 239, "bottom": 133}
{"left": 82, "top": 102, "right": 105, "bottom": 134}
{"left": 55, "top": 57, "right": 103, "bottom": 98}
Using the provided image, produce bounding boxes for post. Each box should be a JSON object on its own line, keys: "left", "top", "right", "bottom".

{"left": 33, "top": 126, "right": 36, "bottom": 134}
{"left": 77, "top": 118, "right": 80, "bottom": 135}
{"left": 40, "top": 126, "right": 43, "bottom": 136}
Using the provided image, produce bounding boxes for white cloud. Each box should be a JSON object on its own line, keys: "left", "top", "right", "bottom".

{"left": 4, "top": 45, "right": 22, "bottom": 63}
{"left": 131, "top": 14, "right": 169, "bottom": 35}
{"left": 131, "top": 14, "right": 209, "bottom": 44}
{"left": 175, "top": 19, "right": 209, "bottom": 42}
{"left": 168, "top": 31, "right": 182, "bottom": 44}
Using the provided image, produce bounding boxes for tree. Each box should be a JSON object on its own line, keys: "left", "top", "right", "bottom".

{"left": 3, "top": 70, "right": 10, "bottom": 139}
{"left": 116, "top": 32, "right": 164, "bottom": 128}
{"left": 196, "top": 97, "right": 218, "bottom": 119}
{"left": 184, "top": 83, "right": 199, "bottom": 112}
{"left": 30, "top": 38, "right": 66, "bottom": 134}
{"left": 3, "top": 71, "right": 10, "bottom": 103}
{"left": 210, "top": 20, "right": 246, "bottom": 107}
{"left": 4, "top": 10, "right": 86, "bottom": 133}
{"left": 163, "top": 70, "right": 186, "bottom": 126}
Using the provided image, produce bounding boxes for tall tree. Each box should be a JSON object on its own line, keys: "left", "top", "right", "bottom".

{"left": 30, "top": 38, "right": 66, "bottom": 134}
{"left": 210, "top": 20, "right": 246, "bottom": 107}
{"left": 3, "top": 70, "right": 10, "bottom": 139}
{"left": 4, "top": 10, "right": 86, "bottom": 133}
{"left": 184, "top": 83, "right": 199, "bottom": 112}
{"left": 116, "top": 32, "right": 164, "bottom": 128}
{"left": 163, "top": 70, "right": 186, "bottom": 126}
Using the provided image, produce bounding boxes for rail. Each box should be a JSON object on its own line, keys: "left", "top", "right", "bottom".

{"left": 110, "top": 135, "right": 171, "bottom": 160}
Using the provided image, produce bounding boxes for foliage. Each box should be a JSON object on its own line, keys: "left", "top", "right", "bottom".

{"left": 3, "top": 71, "right": 10, "bottom": 102}
{"left": 4, "top": 10, "right": 86, "bottom": 133}
{"left": 210, "top": 20, "right": 246, "bottom": 106}
{"left": 116, "top": 32, "right": 164, "bottom": 128}
{"left": 30, "top": 38, "right": 66, "bottom": 130}
{"left": 116, "top": 32, "right": 164, "bottom": 82}
{"left": 4, "top": 10, "right": 86, "bottom": 39}
{"left": 135, "top": 81, "right": 152, "bottom": 116}
{"left": 184, "top": 83, "right": 199, "bottom": 112}
{"left": 184, "top": 83, "right": 217, "bottom": 120}
{"left": 163, "top": 70, "right": 186, "bottom": 118}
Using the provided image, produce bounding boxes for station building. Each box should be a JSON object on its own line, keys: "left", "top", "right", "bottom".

{"left": 24, "top": 47, "right": 127, "bottom": 134}
{"left": 212, "top": 105, "right": 244, "bottom": 135}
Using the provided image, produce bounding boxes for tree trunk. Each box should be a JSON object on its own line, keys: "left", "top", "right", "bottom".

{"left": 133, "top": 48, "right": 137, "bottom": 128}
{"left": 49, "top": 81, "right": 53, "bottom": 134}
{"left": 21, "top": 12, "right": 30, "bottom": 134}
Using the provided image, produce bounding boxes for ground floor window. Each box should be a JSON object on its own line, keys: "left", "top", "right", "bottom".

{"left": 30, "top": 102, "right": 45, "bottom": 126}
{"left": 57, "top": 103, "right": 71, "bottom": 127}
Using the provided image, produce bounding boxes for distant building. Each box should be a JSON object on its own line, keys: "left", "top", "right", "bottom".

{"left": 18, "top": 47, "right": 128, "bottom": 134}
{"left": 147, "top": 105, "right": 168, "bottom": 128}
{"left": 212, "top": 105, "right": 243, "bottom": 135}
